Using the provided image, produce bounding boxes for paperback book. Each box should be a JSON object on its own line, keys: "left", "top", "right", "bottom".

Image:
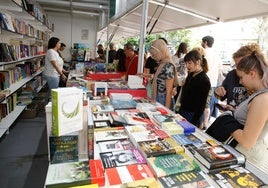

{"left": 99, "top": 149, "right": 145, "bottom": 169}
{"left": 147, "top": 153, "right": 200, "bottom": 177}
{"left": 137, "top": 138, "right": 177, "bottom": 157}
{"left": 93, "top": 120, "right": 111, "bottom": 129}
{"left": 172, "top": 133, "right": 203, "bottom": 147}
{"left": 49, "top": 135, "right": 78, "bottom": 164}
{"left": 159, "top": 170, "right": 213, "bottom": 188}
{"left": 120, "top": 177, "right": 160, "bottom": 188}
{"left": 45, "top": 160, "right": 90, "bottom": 188}
{"left": 97, "top": 139, "right": 133, "bottom": 153}
{"left": 176, "top": 119, "right": 196, "bottom": 134}
{"left": 94, "top": 127, "right": 128, "bottom": 143}
{"left": 162, "top": 121, "right": 184, "bottom": 135}
{"left": 106, "top": 164, "right": 154, "bottom": 186}
{"left": 194, "top": 144, "right": 246, "bottom": 170}
{"left": 51, "top": 88, "right": 83, "bottom": 136}
{"left": 208, "top": 166, "right": 265, "bottom": 188}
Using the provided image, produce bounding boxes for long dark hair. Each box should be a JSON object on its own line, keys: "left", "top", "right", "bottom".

{"left": 184, "top": 50, "right": 209, "bottom": 73}
{"left": 176, "top": 42, "right": 187, "bottom": 58}
{"left": 116, "top": 48, "right": 126, "bottom": 72}
{"left": 48, "top": 37, "right": 60, "bottom": 49}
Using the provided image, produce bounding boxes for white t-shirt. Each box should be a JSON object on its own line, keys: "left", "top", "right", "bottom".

{"left": 44, "top": 49, "right": 64, "bottom": 77}
{"left": 205, "top": 48, "right": 222, "bottom": 87}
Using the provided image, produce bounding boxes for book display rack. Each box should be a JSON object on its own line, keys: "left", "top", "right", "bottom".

{"left": 0, "top": 0, "right": 53, "bottom": 138}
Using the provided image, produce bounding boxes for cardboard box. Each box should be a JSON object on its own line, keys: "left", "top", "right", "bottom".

{"left": 20, "top": 103, "right": 38, "bottom": 119}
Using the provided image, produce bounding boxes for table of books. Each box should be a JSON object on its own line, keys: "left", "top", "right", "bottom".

{"left": 44, "top": 92, "right": 268, "bottom": 188}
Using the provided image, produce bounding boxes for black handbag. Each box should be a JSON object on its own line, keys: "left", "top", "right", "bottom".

{"left": 205, "top": 114, "right": 244, "bottom": 147}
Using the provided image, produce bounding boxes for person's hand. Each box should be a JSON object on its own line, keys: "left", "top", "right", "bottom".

{"left": 61, "top": 74, "right": 67, "bottom": 82}
{"left": 215, "top": 86, "right": 227, "bottom": 98}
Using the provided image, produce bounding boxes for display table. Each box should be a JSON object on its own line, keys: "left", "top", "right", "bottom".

{"left": 108, "top": 88, "right": 147, "bottom": 98}
{"left": 85, "top": 72, "right": 125, "bottom": 81}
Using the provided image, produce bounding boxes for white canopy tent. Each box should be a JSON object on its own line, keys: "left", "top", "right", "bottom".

{"left": 98, "top": 0, "right": 268, "bottom": 42}
{"left": 97, "top": 0, "right": 268, "bottom": 71}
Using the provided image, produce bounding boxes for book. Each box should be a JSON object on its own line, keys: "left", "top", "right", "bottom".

{"left": 194, "top": 144, "right": 246, "bottom": 170}
{"left": 94, "top": 127, "right": 128, "bottom": 143}
{"left": 94, "top": 82, "right": 107, "bottom": 96}
{"left": 159, "top": 170, "right": 213, "bottom": 188}
{"left": 91, "top": 104, "right": 114, "bottom": 113}
{"left": 162, "top": 121, "right": 184, "bottom": 135}
{"left": 106, "top": 164, "right": 154, "bottom": 186}
{"left": 99, "top": 149, "right": 145, "bottom": 169}
{"left": 93, "top": 121, "right": 111, "bottom": 128}
{"left": 127, "top": 75, "right": 145, "bottom": 89}
{"left": 147, "top": 153, "right": 200, "bottom": 177}
{"left": 172, "top": 133, "right": 203, "bottom": 147}
{"left": 137, "top": 138, "right": 177, "bottom": 157}
{"left": 176, "top": 119, "right": 196, "bottom": 134}
{"left": 208, "top": 166, "right": 265, "bottom": 188}
{"left": 151, "top": 114, "right": 175, "bottom": 126}
{"left": 123, "top": 111, "right": 152, "bottom": 125}
{"left": 49, "top": 135, "right": 79, "bottom": 164}
{"left": 89, "top": 159, "right": 105, "bottom": 187}
{"left": 51, "top": 88, "right": 83, "bottom": 136}
{"left": 97, "top": 139, "right": 133, "bottom": 153}
{"left": 120, "top": 177, "right": 160, "bottom": 188}
{"left": 0, "top": 12, "right": 15, "bottom": 32}
{"left": 109, "top": 111, "right": 127, "bottom": 126}
{"left": 144, "top": 124, "right": 170, "bottom": 139}
{"left": 45, "top": 160, "right": 90, "bottom": 188}
{"left": 0, "top": 43, "right": 13, "bottom": 62}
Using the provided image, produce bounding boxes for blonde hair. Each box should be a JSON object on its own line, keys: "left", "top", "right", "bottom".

{"left": 149, "top": 39, "right": 172, "bottom": 63}
{"left": 233, "top": 43, "right": 261, "bottom": 59}
{"left": 192, "top": 46, "right": 206, "bottom": 57}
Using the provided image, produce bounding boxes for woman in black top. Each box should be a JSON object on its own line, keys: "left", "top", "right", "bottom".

{"left": 179, "top": 50, "right": 211, "bottom": 127}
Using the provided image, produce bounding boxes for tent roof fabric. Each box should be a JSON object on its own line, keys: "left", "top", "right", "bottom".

{"left": 98, "top": 0, "right": 268, "bottom": 41}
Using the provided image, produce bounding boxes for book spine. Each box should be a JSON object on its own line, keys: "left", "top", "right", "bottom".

{"left": 51, "top": 90, "right": 59, "bottom": 136}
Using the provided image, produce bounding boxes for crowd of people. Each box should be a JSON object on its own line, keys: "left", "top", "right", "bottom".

{"left": 43, "top": 35, "right": 268, "bottom": 174}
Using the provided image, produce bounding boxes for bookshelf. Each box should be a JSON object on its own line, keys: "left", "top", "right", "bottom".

{"left": 0, "top": 0, "right": 52, "bottom": 138}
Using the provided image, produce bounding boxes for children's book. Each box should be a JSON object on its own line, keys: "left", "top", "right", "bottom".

{"left": 147, "top": 153, "right": 200, "bottom": 177}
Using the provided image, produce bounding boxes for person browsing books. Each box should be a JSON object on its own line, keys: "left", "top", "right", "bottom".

{"left": 214, "top": 43, "right": 261, "bottom": 110}
{"left": 149, "top": 39, "right": 178, "bottom": 110}
{"left": 43, "top": 37, "right": 67, "bottom": 104}
{"left": 178, "top": 50, "right": 211, "bottom": 127}
{"left": 124, "top": 42, "right": 138, "bottom": 81}
{"left": 228, "top": 50, "right": 268, "bottom": 175}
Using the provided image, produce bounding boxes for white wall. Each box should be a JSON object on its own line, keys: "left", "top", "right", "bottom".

{"left": 47, "top": 12, "right": 99, "bottom": 61}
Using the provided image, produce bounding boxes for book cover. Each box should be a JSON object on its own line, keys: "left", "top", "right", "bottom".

{"left": 162, "top": 121, "right": 184, "bottom": 135}
{"left": 94, "top": 128, "right": 128, "bottom": 143}
{"left": 106, "top": 164, "right": 154, "bottom": 186}
{"left": 49, "top": 135, "right": 79, "bottom": 164}
{"left": 123, "top": 111, "right": 152, "bottom": 125}
{"left": 0, "top": 43, "right": 13, "bottom": 62}
{"left": 176, "top": 119, "right": 196, "bottom": 134}
{"left": 93, "top": 121, "right": 111, "bottom": 128}
{"left": 89, "top": 159, "right": 105, "bottom": 187}
{"left": 120, "top": 177, "right": 160, "bottom": 188}
{"left": 194, "top": 145, "right": 245, "bottom": 170}
{"left": 208, "top": 166, "right": 265, "bottom": 188}
{"left": 94, "top": 82, "right": 107, "bottom": 96}
{"left": 51, "top": 88, "right": 83, "bottom": 136}
{"left": 45, "top": 160, "right": 90, "bottom": 188}
{"left": 144, "top": 124, "right": 170, "bottom": 139}
{"left": 97, "top": 139, "right": 133, "bottom": 153}
{"left": 151, "top": 114, "right": 175, "bottom": 126}
{"left": 147, "top": 153, "right": 200, "bottom": 177}
{"left": 109, "top": 111, "right": 127, "bottom": 126}
{"left": 99, "top": 149, "right": 140, "bottom": 169}
{"left": 127, "top": 75, "right": 145, "bottom": 89}
{"left": 159, "top": 170, "right": 213, "bottom": 188}
{"left": 138, "top": 138, "right": 177, "bottom": 157}
{"left": 91, "top": 104, "right": 114, "bottom": 113}
{"left": 172, "top": 133, "right": 203, "bottom": 147}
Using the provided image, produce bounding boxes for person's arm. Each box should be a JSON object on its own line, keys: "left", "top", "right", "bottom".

{"left": 232, "top": 93, "right": 268, "bottom": 149}
{"left": 165, "top": 78, "right": 174, "bottom": 109}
